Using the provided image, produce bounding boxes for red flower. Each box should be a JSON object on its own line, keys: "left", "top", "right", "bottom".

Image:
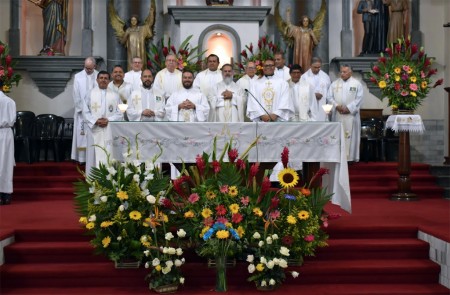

{"left": 411, "top": 43, "right": 418, "bottom": 56}
{"left": 257, "top": 176, "right": 271, "bottom": 204}
{"left": 427, "top": 68, "right": 437, "bottom": 78}
{"left": 240, "top": 196, "right": 250, "bottom": 206}
{"left": 281, "top": 147, "right": 289, "bottom": 168}
{"left": 161, "top": 198, "right": 172, "bottom": 208}
{"left": 235, "top": 158, "right": 245, "bottom": 170}
{"left": 173, "top": 175, "right": 191, "bottom": 198}
{"left": 418, "top": 48, "right": 425, "bottom": 59}
{"left": 228, "top": 148, "right": 238, "bottom": 163}
{"left": 262, "top": 36, "right": 267, "bottom": 46}
{"left": 216, "top": 217, "right": 228, "bottom": 224}
{"left": 5, "top": 55, "right": 12, "bottom": 66}
{"left": 282, "top": 235, "right": 294, "bottom": 246}
{"left": 394, "top": 82, "right": 401, "bottom": 91}
{"left": 258, "top": 40, "right": 262, "bottom": 49}
{"left": 433, "top": 78, "right": 444, "bottom": 88}
{"left": 231, "top": 213, "right": 243, "bottom": 224}
{"left": 395, "top": 43, "right": 402, "bottom": 54}
{"left": 249, "top": 43, "right": 253, "bottom": 53}
{"left": 216, "top": 205, "right": 227, "bottom": 216}
{"left": 212, "top": 160, "right": 221, "bottom": 174}
{"left": 154, "top": 54, "right": 159, "bottom": 62}
{"left": 147, "top": 60, "right": 152, "bottom": 68}
{"left": 0, "top": 44, "right": 4, "bottom": 55}
{"left": 404, "top": 37, "right": 411, "bottom": 49}
{"left": 239, "top": 63, "right": 244, "bottom": 70}
{"left": 370, "top": 77, "right": 377, "bottom": 84}
{"left": 304, "top": 234, "right": 315, "bottom": 242}
{"left": 269, "top": 209, "right": 280, "bottom": 220}
{"left": 171, "top": 45, "right": 177, "bottom": 54}
{"left": 203, "top": 217, "right": 214, "bottom": 227}
{"left": 269, "top": 197, "right": 280, "bottom": 210}
{"left": 241, "top": 50, "right": 247, "bottom": 58}
{"left": 385, "top": 47, "right": 393, "bottom": 57}
{"left": 196, "top": 154, "right": 206, "bottom": 175}
{"left": 378, "top": 56, "right": 386, "bottom": 64}
{"left": 249, "top": 163, "right": 259, "bottom": 178}
{"left": 423, "top": 58, "right": 431, "bottom": 67}
{"left": 7, "top": 67, "right": 13, "bottom": 79}
{"left": 372, "top": 65, "right": 381, "bottom": 75}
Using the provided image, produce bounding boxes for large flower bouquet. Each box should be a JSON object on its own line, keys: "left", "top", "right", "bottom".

{"left": 369, "top": 35, "right": 443, "bottom": 111}
{"left": 75, "top": 138, "right": 170, "bottom": 264}
{"left": 147, "top": 35, "right": 206, "bottom": 73}
{"left": 0, "top": 40, "right": 22, "bottom": 93}
{"left": 237, "top": 35, "right": 280, "bottom": 77}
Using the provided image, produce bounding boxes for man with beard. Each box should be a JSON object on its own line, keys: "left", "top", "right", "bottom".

{"left": 214, "top": 64, "right": 245, "bottom": 122}
{"left": 126, "top": 69, "right": 166, "bottom": 121}
{"left": 165, "top": 70, "right": 210, "bottom": 122}
{"left": 108, "top": 65, "right": 133, "bottom": 104}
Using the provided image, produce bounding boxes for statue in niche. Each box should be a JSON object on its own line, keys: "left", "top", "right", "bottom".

{"left": 28, "top": 0, "right": 68, "bottom": 56}
{"left": 383, "top": 0, "right": 409, "bottom": 44}
{"left": 109, "top": 0, "right": 156, "bottom": 71}
{"left": 275, "top": 0, "right": 326, "bottom": 71}
{"left": 206, "top": 0, "right": 234, "bottom": 6}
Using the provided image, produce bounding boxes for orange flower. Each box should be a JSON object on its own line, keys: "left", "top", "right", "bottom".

{"left": 301, "top": 188, "right": 311, "bottom": 197}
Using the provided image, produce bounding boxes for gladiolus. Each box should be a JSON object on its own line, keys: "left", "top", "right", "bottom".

{"left": 170, "top": 45, "right": 176, "bottom": 54}
{"left": 162, "top": 47, "right": 169, "bottom": 57}
{"left": 241, "top": 50, "right": 247, "bottom": 58}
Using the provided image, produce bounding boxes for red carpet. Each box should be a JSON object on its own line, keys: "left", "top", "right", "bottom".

{"left": 0, "top": 162, "right": 449, "bottom": 294}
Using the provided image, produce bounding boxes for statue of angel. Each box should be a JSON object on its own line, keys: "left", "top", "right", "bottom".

{"left": 275, "top": 0, "right": 326, "bottom": 71}
{"left": 109, "top": 0, "right": 156, "bottom": 71}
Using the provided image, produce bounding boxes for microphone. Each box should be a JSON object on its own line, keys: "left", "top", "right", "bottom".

{"left": 245, "top": 89, "right": 273, "bottom": 122}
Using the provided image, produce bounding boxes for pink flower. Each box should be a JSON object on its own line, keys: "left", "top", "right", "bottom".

{"left": 409, "top": 83, "right": 418, "bottom": 91}
{"left": 269, "top": 210, "right": 280, "bottom": 220}
{"left": 401, "top": 90, "right": 409, "bottom": 96}
{"left": 220, "top": 185, "right": 229, "bottom": 193}
{"left": 304, "top": 235, "right": 315, "bottom": 242}
{"left": 420, "top": 71, "right": 426, "bottom": 78}
{"left": 384, "top": 73, "right": 390, "bottom": 80}
{"left": 240, "top": 196, "right": 250, "bottom": 206}
{"left": 216, "top": 216, "right": 228, "bottom": 224}
{"left": 188, "top": 193, "right": 200, "bottom": 204}
{"left": 402, "top": 65, "right": 410, "bottom": 72}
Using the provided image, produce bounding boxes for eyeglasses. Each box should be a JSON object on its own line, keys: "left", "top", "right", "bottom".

{"left": 263, "top": 64, "right": 275, "bottom": 68}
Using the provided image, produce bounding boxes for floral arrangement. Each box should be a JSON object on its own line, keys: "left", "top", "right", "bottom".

{"left": 75, "top": 137, "right": 170, "bottom": 264}
{"left": 0, "top": 40, "right": 22, "bottom": 93}
{"left": 237, "top": 35, "right": 280, "bottom": 77}
{"left": 369, "top": 35, "right": 443, "bottom": 111}
{"left": 147, "top": 35, "right": 206, "bottom": 73}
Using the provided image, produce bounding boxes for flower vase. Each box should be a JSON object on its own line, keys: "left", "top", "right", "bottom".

{"left": 214, "top": 255, "right": 227, "bottom": 292}
{"left": 153, "top": 282, "right": 179, "bottom": 293}
{"left": 393, "top": 109, "right": 415, "bottom": 115}
{"left": 114, "top": 259, "right": 141, "bottom": 269}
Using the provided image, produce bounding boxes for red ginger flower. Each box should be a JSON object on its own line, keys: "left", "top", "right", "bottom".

{"left": 249, "top": 163, "right": 259, "bottom": 178}
{"left": 281, "top": 147, "right": 289, "bottom": 168}
{"left": 196, "top": 154, "right": 206, "bottom": 175}
{"left": 162, "top": 47, "right": 169, "bottom": 57}
{"left": 228, "top": 148, "right": 238, "bottom": 163}
{"left": 212, "top": 160, "right": 221, "bottom": 174}
{"left": 257, "top": 176, "right": 271, "bottom": 204}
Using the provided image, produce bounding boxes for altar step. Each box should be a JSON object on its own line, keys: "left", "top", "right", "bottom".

{"left": 429, "top": 165, "right": 450, "bottom": 199}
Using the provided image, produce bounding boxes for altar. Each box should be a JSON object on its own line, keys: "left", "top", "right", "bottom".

{"left": 103, "top": 122, "right": 351, "bottom": 213}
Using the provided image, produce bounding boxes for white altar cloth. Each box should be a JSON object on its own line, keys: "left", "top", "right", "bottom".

{"left": 386, "top": 115, "right": 425, "bottom": 133}
{"left": 103, "top": 122, "right": 351, "bottom": 213}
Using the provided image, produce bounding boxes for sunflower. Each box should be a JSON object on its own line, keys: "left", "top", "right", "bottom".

{"left": 278, "top": 168, "right": 299, "bottom": 188}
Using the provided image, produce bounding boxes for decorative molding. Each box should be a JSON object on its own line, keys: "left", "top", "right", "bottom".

{"left": 14, "top": 56, "right": 104, "bottom": 98}
{"left": 168, "top": 6, "right": 271, "bottom": 25}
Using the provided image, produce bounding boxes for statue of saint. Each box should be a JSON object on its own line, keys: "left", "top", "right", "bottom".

{"left": 275, "top": 0, "right": 326, "bottom": 71}
{"left": 28, "top": 0, "right": 68, "bottom": 56}
{"left": 109, "top": 0, "right": 156, "bottom": 71}
{"left": 383, "top": 0, "right": 409, "bottom": 44}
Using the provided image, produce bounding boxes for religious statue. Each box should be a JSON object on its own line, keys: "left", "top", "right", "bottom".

{"left": 383, "top": 0, "right": 409, "bottom": 44}
{"left": 109, "top": 0, "right": 156, "bottom": 71}
{"left": 28, "top": 0, "right": 68, "bottom": 56}
{"left": 206, "top": 0, "right": 233, "bottom": 6}
{"left": 275, "top": 0, "right": 326, "bottom": 71}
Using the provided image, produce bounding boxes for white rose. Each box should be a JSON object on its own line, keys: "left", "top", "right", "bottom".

{"left": 279, "top": 246, "right": 290, "bottom": 256}
{"left": 246, "top": 255, "right": 254, "bottom": 263}
{"left": 279, "top": 259, "right": 288, "bottom": 268}
{"left": 267, "top": 260, "right": 275, "bottom": 269}
{"left": 177, "top": 229, "right": 186, "bottom": 238}
{"left": 269, "top": 279, "right": 276, "bottom": 286}
{"left": 266, "top": 237, "right": 273, "bottom": 244}
{"left": 152, "top": 258, "right": 160, "bottom": 266}
{"left": 179, "top": 277, "right": 185, "bottom": 284}
{"left": 248, "top": 264, "right": 255, "bottom": 273}
{"left": 146, "top": 194, "right": 156, "bottom": 204}
{"left": 261, "top": 280, "right": 267, "bottom": 287}
{"left": 273, "top": 258, "right": 280, "bottom": 265}
{"left": 258, "top": 241, "right": 264, "bottom": 247}
{"left": 291, "top": 271, "right": 299, "bottom": 278}
{"left": 119, "top": 205, "right": 125, "bottom": 211}
{"left": 272, "top": 234, "right": 279, "bottom": 240}
{"left": 88, "top": 215, "right": 96, "bottom": 222}
{"left": 143, "top": 250, "right": 150, "bottom": 257}
{"left": 100, "top": 196, "right": 108, "bottom": 203}
{"left": 260, "top": 257, "right": 267, "bottom": 264}
{"left": 145, "top": 262, "right": 150, "bottom": 268}
{"left": 117, "top": 236, "right": 122, "bottom": 241}
{"left": 168, "top": 247, "right": 176, "bottom": 255}
{"left": 176, "top": 248, "right": 183, "bottom": 256}
{"left": 165, "top": 232, "right": 174, "bottom": 241}
{"left": 253, "top": 232, "right": 261, "bottom": 239}
{"left": 166, "top": 260, "right": 174, "bottom": 268}
{"left": 174, "top": 259, "right": 183, "bottom": 267}
{"left": 162, "top": 266, "right": 171, "bottom": 274}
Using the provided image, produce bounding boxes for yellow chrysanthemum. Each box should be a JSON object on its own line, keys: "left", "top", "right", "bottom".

{"left": 287, "top": 215, "right": 297, "bottom": 224}
{"left": 278, "top": 168, "right": 299, "bottom": 189}
{"left": 155, "top": 265, "right": 162, "bottom": 271}
{"left": 394, "top": 75, "right": 401, "bottom": 81}
{"left": 421, "top": 81, "right": 428, "bottom": 89}
{"left": 410, "top": 76, "right": 417, "bottom": 82}
{"left": 86, "top": 222, "right": 95, "bottom": 229}
{"left": 116, "top": 190, "right": 128, "bottom": 201}
{"left": 394, "top": 67, "right": 401, "bottom": 74}
{"left": 143, "top": 217, "right": 151, "bottom": 227}
{"left": 206, "top": 191, "right": 216, "bottom": 200}
{"left": 411, "top": 92, "right": 417, "bottom": 97}
{"left": 237, "top": 226, "right": 245, "bottom": 238}
{"left": 229, "top": 203, "right": 240, "bottom": 214}
{"left": 298, "top": 210, "right": 310, "bottom": 220}
{"left": 216, "top": 230, "right": 230, "bottom": 239}
{"left": 253, "top": 207, "right": 263, "bottom": 217}
{"left": 79, "top": 217, "right": 88, "bottom": 225}
{"left": 129, "top": 211, "right": 142, "bottom": 220}
{"left": 184, "top": 210, "right": 195, "bottom": 218}
{"left": 407, "top": 68, "right": 413, "bottom": 74}
{"left": 200, "top": 226, "right": 210, "bottom": 238}
{"left": 100, "top": 221, "right": 113, "bottom": 228}
{"left": 102, "top": 236, "right": 111, "bottom": 248}
{"left": 228, "top": 186, "right": 238, "bottom": 197}
{"left": 201, "top": 208, "right": 212, "bottom": 218}
{"left": 225, "top": 222, "right": 233, "bottom": 228}
{"left": 256, "top": 263, "right": 265, "bottom": 272}
{"left": 378, "top": 80, "right": 386, "bottom": 89}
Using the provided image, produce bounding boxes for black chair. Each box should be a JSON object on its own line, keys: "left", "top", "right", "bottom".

{"left": 61, "top": 118, "right": 74, "bottom": 161}
{"left": 32, "top": 114, "right": 65, "bottom": 162}
{"left": 14, "top": 111, "right": 36, "bottom": 164}
{"left": 360, "top": 118, "right": 384, "bottom": 162}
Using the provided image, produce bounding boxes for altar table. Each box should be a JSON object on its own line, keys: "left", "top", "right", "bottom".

{"left": 103, "top": 122, "right": 351, "bottom": 213}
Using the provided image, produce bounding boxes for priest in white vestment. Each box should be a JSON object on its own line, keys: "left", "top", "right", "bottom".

{"left": 83, "top": 71, "right": 123, "bottom": 175}
{"left": 214, "top": 64, "right": 245, "bottom": 122}
{"left": 72, "top": 57, "right": 98, "bottom": 163}
{"left": 124, "top": 56, "right": 143, "bottom": 91}
{"left": 166, "top": 70, "right": 209, "bottom": 122}
{"left": 0, "top": 86, "right": 16, "bottom": 205}
{"left": 327, "top": 65, "right": 363, "bottom": 162}
{"left": 301, "top": 57, "right": 331, "bottom": 121}
{"left": 274, "top": 52, "right": 291, "bottom": 81}
{"left": 193, "top": 54, "right": 222, "bottom": 121}
{"left": 247, "top": 59, "right": 294, "bottom": 122}
{"left": 108, "top": 65, "right": 133, "bottom": 104}
{"left": 236, "top": 61, "right": 258, "bottom": 122}
{"left": 153, "top": 54, "right": 183, "bottom": 103}
{"left": 288, "top": 64, "right": 315, "bottom": 122}
{"left": 127, "top": 69, "right": 166, "bottom": 121}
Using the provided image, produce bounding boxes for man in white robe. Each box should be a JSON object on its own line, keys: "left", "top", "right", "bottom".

{"left": 153, "top": 54, "right": 183, "bottom": 103}
{"left": 166, "top": 70, "right": 210, "bottom": 122}
{"left": 124, "top": 56, "right": 143, "bottom": 91}
{"left": 108, "top": 65, "right": 133, "bottom": 104}
{"left": 193, "top": 54, "right": 222, "bottom": 121}
{"left": 127, "top": 69, "right": 166, "bottom": 122}
{"left": 247, "top": 59, "right": 294, "bottom": 122}
{"left": 0, "top": 85, "right": 16, "bottom": 205}
{"left": 214, "top": 64, "right": 245, "bottom": 122}
{"left": 72, "top": 57, "right": 98, "bottom": 163}
{"left": 83, "top": 71, "right": 123, "bottom": 175}
{"left": 288, "top": 64, "right": 315, "bottom": 122}
{"left": 236, "top": 61, "right": 258, "bottom": 122}
{"left": 274, "top": 52, "right": 291, "bottom": 81}
{"left": 301, "top": 57, "right": 331, "bottom": 121}
{"left": 327, "top": 64, "right": 363, "bottom": 162}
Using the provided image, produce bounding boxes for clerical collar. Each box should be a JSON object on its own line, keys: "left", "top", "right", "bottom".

{"left": 265, "top": 75, "right": 274, "bottom": 79}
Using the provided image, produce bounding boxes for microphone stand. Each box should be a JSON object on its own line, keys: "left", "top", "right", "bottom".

{"left": 245, "top": 89, "right": 273, "bottom": 122}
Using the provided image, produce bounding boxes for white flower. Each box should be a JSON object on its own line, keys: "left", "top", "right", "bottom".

{"left": 174, "top": 259, "right": 183, "bottom": 267}
{"left": 88, "top": 214, "right": 96, "bottom": 222}
{"left": 261, "top": 280, "right": 267, "bottom": 287}
{"left": 145, "top": 262, "right": 150, "bottom": 268}
{"left": 141, "top": 188, "right": 149, "bottom": 196}
{"left": 176, "top": 248, "right": 183, "bottom": 256}
{"left": 107, "top": 167, "right": 117, "bottom": 176}
{"left": 140, "top": 235, "right": 148, "bottom": 242}
{"left": 266, "top": 260, "right": 274, "bottom": 269}
{"left": 152, "top": 258, "right": 160, "bottom": 266}
{"left": 248, "top": 264, "right": 255, "bottom": 273}
{"left": 162, "top": 266, "right": 171, "bottom": 274}
{"left": 143, "top": 250, "right": 150, "bottom": 257}
{"left": 146, "top": 194, "right": 156, "bottom": 204}
{"left": 145, "top": 173, "right": 154, "bottom": 181}
{"left": 279, "top": 246, "right": 290, "bottom": 256}
{"left": 165, "top": 260, "right": 174, "bottom": 268}
{"left": 260, "top": 257, "right": 267, "bottom": 264}
{"left": 269, "top": 279, "right": 276, "bottom": 286}
{"left": 145, "top": 161, "right": 154, "bottom": 171}
{"left": 158, "top": 197, "right": 166, "bottom": 205}
{"left": 124, "top": 168, "right": 132, "bottom": 177}
{"left": 253, "top": 232, "right": 261, "bottom": 239}
{"left": 133, "top": 160, "right": 141, "bottom": 167}
{"left": 179, "top": 277, "right": 185, "bottom": 284}
{"left": 246, "top": 255, "right": 254, "bottom": 263}
{"left": 273, "top": 258, "right": 280, "bottom": 265}
{"left": 100, "top": 195, "right": 108, "bottom": 203}
{"left": 168, "top": 247, "right": 176, "bottom": 255}
{"left": 119, "top": 205, "right": 125, "bottom": 211}
{"left": 181, "top": 258, "right": 185, "bottom": 263}
{"left": 278, "top": 259, "right": 288, "bottom": 268}
{"left": 266, "top": 237, "right": 273, "bottom": 244}
{"left": 165, "top": 232, "right": 174, "bottom": 241}
{"left": 291, "top": 271, "right": 299, "bottom": 278}
{"left": 133, "top": 174, "right": 140, "bottom": 183}
{"left": 272, "top": 234, "right": 279, "bottom": 240}
{"left": 89, "top": 187, "right": 95, "bottom": 193}
{"left": 117, "top": 236, "right": 122, "bottom": 241}
{"left": 177, "top": 229, "right": 186, "bottom": 238}
{"left": 258, "top": 241, "right": 264, "bottom": 247}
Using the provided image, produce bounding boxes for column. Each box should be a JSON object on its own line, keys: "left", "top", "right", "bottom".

{"left": 410, "top": 0, "right": 422, "bottom": 45}
{"left": 82, "top": 0, "right": 93, "bottom": 57}
{"left": 341, "top": 0, "right": 352, "bottom": 58}
{"left": 8, "top": 0, "right": 21, "bottom": 57}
